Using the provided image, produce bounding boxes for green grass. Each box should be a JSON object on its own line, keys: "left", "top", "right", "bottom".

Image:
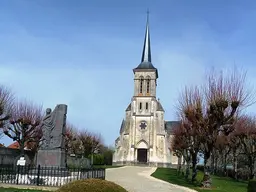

{"left": 151, "top": 168, "right": 248, "bottom": 192}
{"left": 0, "top": 188, "right": 47, "bottom": 192}
{"left": 93, "top": 165, "right": 123, "bottom": 169}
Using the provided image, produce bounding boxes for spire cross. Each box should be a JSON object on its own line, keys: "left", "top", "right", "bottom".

{"left": 147, "top": 9, "right": 150, "bottom": 21}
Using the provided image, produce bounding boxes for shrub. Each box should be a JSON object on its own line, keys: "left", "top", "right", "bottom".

{"left": 197, "top": 165, "right": 204, "bottom": 172}
{"left": 56, "top": 179, "right": 128, "bottom": 192}
{"left": 89, "top": 154, "right": 105, "bottom": 165}
{"left": 248, "top": 179, "right": 256, "bottom": 192}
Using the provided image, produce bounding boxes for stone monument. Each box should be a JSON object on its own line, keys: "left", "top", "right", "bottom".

{"left": 36, "top": 104, "right": 67, "bottom": 168}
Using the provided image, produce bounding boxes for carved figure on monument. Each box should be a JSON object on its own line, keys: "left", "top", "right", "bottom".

{"left": 39, "top": 108, "right": 54, "bottom": 149}
{"left": 39, "top": 104, "right": 67, "bottom": 150}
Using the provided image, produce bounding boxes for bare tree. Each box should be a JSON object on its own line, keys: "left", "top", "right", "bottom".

{"left": 176, "top": 67, "right": 254, "bottom": 187}
{"left": 202, "top": 68, "right": 254, "bottom": 170}
{"left": 214, "top": 134, "right": 231, "bottom": 175}
{"left": 228, "top": 126, "right": 243, "bottom": 180}
{"left": 172, "top": 125, "right": 191, "bottom": 178}
{"left": 0, "top": 85, "right": 15, "bottom": 138}
{"left": 2, "top": 100, "right": 43, "bottom": 156}
{"left": 176, "top": 86, "right": 204, "bottom": 181}
{"left": 234, "top": 115, "right": 256, "bottom": 179}
{"left": 79, "top": 130, "right": 103, "bottom": 158}
{"left": 65, "top": 123, "right": 82, "bottom": 155}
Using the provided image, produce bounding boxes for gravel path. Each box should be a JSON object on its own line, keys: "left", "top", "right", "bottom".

{"left": 106, "top": 166, "right": 197, "bottom": 192}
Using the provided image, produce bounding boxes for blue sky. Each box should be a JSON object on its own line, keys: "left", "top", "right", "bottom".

{"left": 0, "top": 0, "right": 256, "bottom": 146}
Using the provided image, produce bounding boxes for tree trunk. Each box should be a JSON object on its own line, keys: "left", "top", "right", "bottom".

{"left": 19, "top": 139, "right": 25, "bottom": 157}
{"left": 214, "top": 155, "right": 218, "bottom": 175}
{"left": 249, "top": 156, "right": 255, "bottom": 179}
{"left": 185, "top": 160, "right": 190, "bottom": 180}
{"left": 203, "top": 154, "right": 208, "bottom": 173}
{"left": 233, "top": 154, "right": 238, "bottom": 180}
{"left": 220, "top": 152, "right": 225, "bottom": 176}
{"left": 202, "top": 153, "right": 212, "bottom": 188}
{"left": 177, "top": 156, "right": 182, "bottom": 175}
{"left": 223, "top": 153, "right": 228, "bottom": 176}
{"left": 191, "top": 154, "right": 198, "bottom": 182}
{"left": 210, "top": 153, "right": 215, "bottom": 174}
{"left": 182, "top": 157, "right": 186, "bottom": 176}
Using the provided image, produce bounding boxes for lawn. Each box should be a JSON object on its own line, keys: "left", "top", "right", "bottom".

{"left": 0, "top": 188, "right": 48, "bottom": 192}
{"left": 151, "top": 168, "right": 248, "bottom": 192}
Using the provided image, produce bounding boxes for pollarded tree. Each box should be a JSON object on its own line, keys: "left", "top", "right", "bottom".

{"left": 234, "top": 115, "right": 256, "bottom": 179}
{"left": 172, "top": 125, "right": 191, "bottom": 178}
{"left": 201, "top": 68, "right": 254, "bottom": 172}
{"left": 176, "top": 68, "right": 254, "bottom": 187}
{"left": 176, "top": 86, "right": 204, "bottom": 181}
{"left": 65, "top": 123, "right": 82, "bottom": 155}
{"left": 79, "top": 130, "right": 103, "bottom": 158}
{"left": 0, "top": 85, "right": 14, "bottom": 137}
{"left": 3, "top": 100, "right": 43, "bottom": 156}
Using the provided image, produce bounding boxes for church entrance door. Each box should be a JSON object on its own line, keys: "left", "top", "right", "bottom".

{"left": 137, "top": 149, "right": 147, "bottom": 163}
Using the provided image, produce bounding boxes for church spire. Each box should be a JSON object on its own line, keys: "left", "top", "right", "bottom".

{"left": 133, "top": 10, "right": 158, "bottom": 78}
{"left": 141, "top": 10, "right": 151, "bottom": 63}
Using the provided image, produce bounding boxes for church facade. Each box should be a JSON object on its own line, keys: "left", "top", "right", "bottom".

{"left": 112, "top": 16, "right": 179, "bottom": 167}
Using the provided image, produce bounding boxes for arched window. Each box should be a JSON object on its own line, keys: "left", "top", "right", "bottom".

{"left": 139, "top": 76, "right": 144, "bottom": 94}
{"left": 146, "top": 102, "right": 148, "bottom": 110}
{"left": 146, "top": 76, "right": 151, "bottom": 94}
{"left": 139, "top": 102, "right": 142, "bottom": 110}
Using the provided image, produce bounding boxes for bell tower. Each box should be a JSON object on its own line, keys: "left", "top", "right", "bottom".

{"left": 132, "top": 11, "right": 159, "bottom": 115}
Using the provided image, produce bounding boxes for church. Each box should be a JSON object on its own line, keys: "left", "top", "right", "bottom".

{"left": 112, "top": 15, "right": 180, "bottom": 168}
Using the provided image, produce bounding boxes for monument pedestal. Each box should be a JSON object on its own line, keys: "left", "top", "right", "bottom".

{"left": 29, "top": 149, "right": 70, "bottom": 177}
{"left": 37, "top": 149, "right": 66, "bottom": 168}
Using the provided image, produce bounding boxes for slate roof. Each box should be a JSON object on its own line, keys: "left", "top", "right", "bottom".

{"left": 156, "top": 101, "right": 164, "bottom": 111}
{"left": 125, "top": 103, "right": 131, "bottom": 111}
{"left": 165, "top": 121, "right": 181, "bottom": 135}
{"left": 135, "top": 62, "right": 156, "bottom": 70}
{"left": 119, "top": 119, "right": 126, "bottom": 134}
{"left": 133, "top": 13, "right": 158, "bottom": 78}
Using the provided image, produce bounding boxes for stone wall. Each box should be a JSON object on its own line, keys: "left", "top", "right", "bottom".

{"left": 67, "top": 156, "right": 91, "bottom": 168}
{"left": 113, "top": 161, "right": 178, "bottom": 168}
{"left": 0, "top": 147, "right": 35, "bottom": 165}
{"left": 0, "top": 147, "right": 91, "bottom": 168}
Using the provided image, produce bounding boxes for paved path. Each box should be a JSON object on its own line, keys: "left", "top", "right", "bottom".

{"left": 106, "top": 166, "right": 197, "bottom": 192}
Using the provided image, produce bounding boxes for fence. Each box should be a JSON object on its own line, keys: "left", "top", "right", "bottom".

{"left": 0, "top": 164, "right": 105, "bottom": 187}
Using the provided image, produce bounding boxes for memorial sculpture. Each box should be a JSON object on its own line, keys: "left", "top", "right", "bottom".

{"left": 36, "top": 104, "right": 67, "bottom": 168}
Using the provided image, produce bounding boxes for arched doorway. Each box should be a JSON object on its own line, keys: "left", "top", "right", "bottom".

{"left": 136, "top": 140, "right": 148, "bottom": 163}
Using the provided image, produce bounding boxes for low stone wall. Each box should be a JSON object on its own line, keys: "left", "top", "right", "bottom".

{"left": 0, "top": 147, "right": 91, "bottom": 168}
{"left": 113, "top": 161, "right": 177, "bottom": 168}
{"left": 0, "top": 147, "right": 35, "bottom": 165}
{"left": 67, "top": 156, "right": 91, "bottom": 168}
